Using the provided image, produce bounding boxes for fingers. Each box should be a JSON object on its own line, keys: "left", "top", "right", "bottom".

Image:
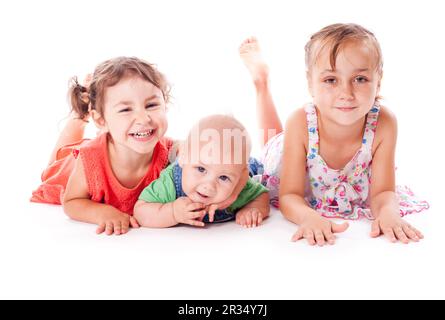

{"left": 187, "top": 202, "right": 206, "bottom": 212}
{"left": 323, "top": 229, "right": 336, "bottom": 245}
{"left": 244, "top": 212, "right": 253, "bottom": 228}
{"left": 402, "top": 223, "right": 423, "bottom": 239}
{"left": 98, "top": 219, "right": 135, "bottom": 236}
{"left": 410, "top": 225, "right": 424, "bottom": 239}
{"left": 257, "top": 212, "right": 264, "bottom": 226}
{"left": 130, "top": 217, "right": 140, "bottom": 229}
{"left": 291, "top": 228, "right": 304, "bottom": 242}
{"left": 184, "top": 210, "right": 206, "bottom": 227}
{"left": 208, "top": 204, "right": 218, "bottom": 223}
{"left": 371, "top": 217, "right": 424, "bottom": 243}
{"left": 315, "top": 229, "right": 336, "bottom": 246}
{"left": 331, "top": 222, "right": 349, "bottom": 234}
{"left": 113, "top": 221, "right": 122, "bottom": 235}
{"left": 370, "top": 220, "right": 381, "bottom": 238}
{"left": 185, "top": 219, "right": 205, "bottom": 227}
{"left": 292, "top": 228, "right": 335, "bottom": 246}
{"left": 121, "top": 220, "right": 129, "bottom": 235}
{"left": 251, "top": 210, "right": 259, "bottom": 227}
{"left": 381, "top": 223, "right": 423, "bottom": 244}
{"left": 303, "top": 230, "right": 315, "bottom": 246}
{"left": 236, "top": 214, "right": 246, "bottom": 227}
{"left": 314, "top": 230, "right": 325, "bottom": 246}
{"left": 105, "top": 222, "right": 114, "bottom": 236}
{"left": 187, "top": 210, "right": 207, "bottom": 220}
{"left": 96, "top": 223, "right": 106, "bottom": 234}
{"left": 394, "top": 226, "right": 409, "bottom": 244}
{"left": 236, "top": 210, "right": 263, "bottom": 228}
{"left": 402, "top": 225, "right": 419, "bottom": 242}
{"left": 383, "top": 228, "right": 397, "bottom": 243}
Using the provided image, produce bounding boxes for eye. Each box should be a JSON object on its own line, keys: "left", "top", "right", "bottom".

{"left": 196, "top": 166, "right": 206, "bottom": 173}
{"left": 145, "top": 103, "right": 159, "bottom": 109}
{"left": 323, "top": 78, "right": 336, "bottom": 84}
{"left": 355, "top": 76, "right": 368, "bottom": 83}
{"left": 119, "top": 108, "right": 131, "bottom": 113}
{"left": 219, "top": 175, "right": 231, "bottom": 182}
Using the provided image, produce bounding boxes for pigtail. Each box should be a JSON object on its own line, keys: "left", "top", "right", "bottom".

{"left": 68, "top": 76, "right": 90, "bottom": 120}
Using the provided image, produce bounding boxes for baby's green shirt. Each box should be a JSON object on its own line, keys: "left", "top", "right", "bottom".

{"left": 138, "top": 163, "right": 268, "bottom": 213}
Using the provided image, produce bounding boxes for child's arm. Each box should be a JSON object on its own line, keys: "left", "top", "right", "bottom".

{"left": 279, "top": 109, "right": 349, "bottom": 246}
{"left": 235, "top": 192, "right": 270, "bottom": 227}
{"left": 133, "top": 198, "right": 207, "bottom": 228}
{"left": 369, "top": 107, "right": 423, "bottom": 243}
{"left": 62, "top": 157, "right": 139, "bottom": 235}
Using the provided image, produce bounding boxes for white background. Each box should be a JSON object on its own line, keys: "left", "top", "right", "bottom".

{"left": 0, "top": 0, "right": 444, "bottom": 299}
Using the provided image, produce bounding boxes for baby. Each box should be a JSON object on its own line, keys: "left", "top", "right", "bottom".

{"left": 134, "top": 115, "right": 270, "bottom": 228}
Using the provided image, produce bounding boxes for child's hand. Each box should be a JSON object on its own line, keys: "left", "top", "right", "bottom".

{"left": 236, "top": 208, "right": 264, "bottom": 228}
{"left": 291, "top": 211, "right": 349, "bottom": 246}
{"left": 370, "top": 212, "right": 423, "bottom": 243}
{"left": 173, "top": 197, "right": 207, "bottom": 227}
{"left": 96, "top": 211, "right": 140, "bottom": 236}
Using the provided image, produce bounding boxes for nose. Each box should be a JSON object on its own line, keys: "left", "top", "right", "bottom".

{"left": 338, "top": 81, "right": 354, "bottom": 101}
{"left": 201, "top": 180, "right": 217, "bottom": 195}
{"left": 135, "top": 106, "right": 152, "bottom": 125}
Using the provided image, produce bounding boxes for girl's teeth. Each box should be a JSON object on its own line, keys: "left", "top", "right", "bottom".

{"left": 132, "top": 130, "right": 154, "bottom": 137}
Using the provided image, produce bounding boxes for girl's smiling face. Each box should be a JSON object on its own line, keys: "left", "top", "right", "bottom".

{"left": 308, "top": 40, "right": 382, "bottom": 126}
{"left": 94, "top": 75, "right": 168, "bottom": 156}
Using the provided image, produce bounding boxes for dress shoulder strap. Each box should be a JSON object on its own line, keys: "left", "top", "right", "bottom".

{"left": 362, "top": 105, "right": 380, "bottom": 152}
{"left": 305, "top": 103, "right": 319, "bottom": 155}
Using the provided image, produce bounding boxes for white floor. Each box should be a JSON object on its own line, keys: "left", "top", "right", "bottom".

{"left": 1, "top": 186, "right": 442, "bottom": 300}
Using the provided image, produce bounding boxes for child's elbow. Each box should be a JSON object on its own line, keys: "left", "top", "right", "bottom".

{"left": 133, "top": 200, "right": 157, "bottom": 227}
{"left": 133, "top": 201, "right": 146, "bottom": 224}
{"left": 260, "top": 192, "right": 271, "bottom": 218}
{"left": 62, "top": 199, "right": 76, "bottom": 220}
{"left": 263, "top": 204, "right": 271, "bottom": 219}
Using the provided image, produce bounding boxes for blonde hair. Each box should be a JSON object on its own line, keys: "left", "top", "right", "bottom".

{"left": 305, "top": 23, "right": 383, "bottom": 74}
{"left": 182, "top": 115, "right": 252, "bottom": 165}
{"left": 69, "top": 56, "right": 170, "bottom": 120}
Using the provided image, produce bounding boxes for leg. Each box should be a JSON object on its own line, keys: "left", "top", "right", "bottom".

{"left": 48, "top": 74, "right": 92, "bottom": 165}
{"left": 239, "top": 37, "right": 283, "bottom": 146}
{"left": 47, "top": 115, "right": 88, "bottom": 166}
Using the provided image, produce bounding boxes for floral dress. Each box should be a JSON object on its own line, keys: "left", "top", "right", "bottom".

{"left": 260, "top": 103, "right": 429, "bottom": 219}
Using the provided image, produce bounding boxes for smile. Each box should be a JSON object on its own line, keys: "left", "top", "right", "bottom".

{"left": 336, "top": 107, "right": 357, "bottom": 112}
{"left": 129, "top": 129, "right": 156, "bottom": 141}
{"left": 196, "top": 191, "right": 209, "bottom": 199}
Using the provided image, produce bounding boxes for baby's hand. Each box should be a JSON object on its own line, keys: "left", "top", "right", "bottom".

{"left": 291, "top": 211, "right": 349, "bottom": 246}
{"left": 173, "top": 197, "right": 207, "bottom": 227}
{"left": 96, "top": 211, "right": 140, "bottom": 236}
{"left": 236, "top": 208, "right": 264, "bottom": 228}
{"left": 370, "top": 212, "right": 423, "bottom": 244}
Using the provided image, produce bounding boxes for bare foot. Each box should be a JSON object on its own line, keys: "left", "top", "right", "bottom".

{"left": 239, "top": 37, "right": 269, "bottom": 86}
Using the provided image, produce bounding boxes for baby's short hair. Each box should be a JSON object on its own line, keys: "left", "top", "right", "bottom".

{"left": 182, "top": 114, "right": 252, "bottom": 166}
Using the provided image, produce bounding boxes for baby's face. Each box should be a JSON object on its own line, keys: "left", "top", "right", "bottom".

{"left": 180, "top": 162, "right": 243, "bottom": 206}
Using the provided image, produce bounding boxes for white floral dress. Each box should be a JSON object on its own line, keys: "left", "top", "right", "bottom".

{"left": 260, "top": 103, "right": 429, "bottom": 219}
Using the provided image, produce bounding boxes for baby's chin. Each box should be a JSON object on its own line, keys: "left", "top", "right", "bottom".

{"left": 187, "top": 193, "right": 224, "bottom": 206}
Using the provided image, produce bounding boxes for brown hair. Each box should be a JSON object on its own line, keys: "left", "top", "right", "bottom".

{"left": 305, "top": 23, "right": 383, "bottom": 74}
{"left": 69, "top": 56, "right": 171, "bottom": 120}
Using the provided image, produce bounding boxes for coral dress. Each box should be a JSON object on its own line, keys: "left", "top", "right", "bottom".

{"left": 31, "top": 133, "right": 173, "bottom": 215}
